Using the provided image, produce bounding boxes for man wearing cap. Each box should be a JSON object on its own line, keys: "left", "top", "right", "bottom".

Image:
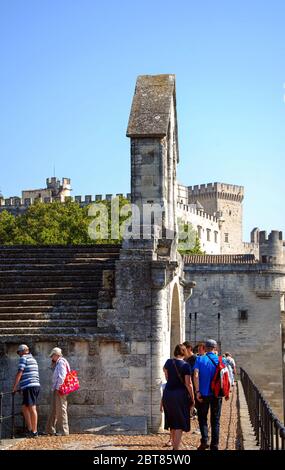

{"left": 12, "top": 344, "right": 40, "bottom": 438}
{"left": 46, "top": 347, "right": 70, "bottom": 436}
{"left": 193, "top": 339, "right": 227, "bottom": 450}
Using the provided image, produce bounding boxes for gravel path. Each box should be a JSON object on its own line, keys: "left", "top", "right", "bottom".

{"left": 9, "top": 384, "right": 239, "bottom": 451}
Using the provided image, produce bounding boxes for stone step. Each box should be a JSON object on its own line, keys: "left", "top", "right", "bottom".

{"left": 0, "top": 292, "right": 100, "bottom": 300}
{"left": 0, "top": 319, "right": 97, "bottom": 328}
{"left": 0, "top": 305, "right": 98, "bottom": 313}
{"left": 0, "top": 260, "right": 115, "bottom": 273}
{"left": 0, "top": 254, "right": 119, "bottom": 260}
{"left": 0, "top": 326, "right": 98, "bottom": 335}
{"left": 0, "top": 311, "right": 97, "bottom": 320}
{"left": 0, "top": 271, "right": 104, "bottom": 277}
{"left": 0, "top": 298, "right": 98, "bottom": 306}
{"left": 0, "top": 287, "right": 102, "bottom": 294}
{"left": 0, "top": 247, "right": 121, "bottom": 256}
{"left": 0, "top": 281, "right": 104, "bottom": 288}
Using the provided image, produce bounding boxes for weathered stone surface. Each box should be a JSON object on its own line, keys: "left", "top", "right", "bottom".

{"left": 127, "top": 75, "right": 176, "bottom": 138}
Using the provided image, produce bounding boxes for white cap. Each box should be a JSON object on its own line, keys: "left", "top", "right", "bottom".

{"left": 49, "top": 347, "right": 62, "bottom": 357}
{"left": 17, "top": 344, "right": 29, "bottom": 352}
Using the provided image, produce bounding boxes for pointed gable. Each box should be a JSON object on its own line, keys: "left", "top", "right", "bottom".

{"left": 127, "top": 74, "right": 178, "bottom": 139}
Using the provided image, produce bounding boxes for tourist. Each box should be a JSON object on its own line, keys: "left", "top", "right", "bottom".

{"left": 194, "top": 339, "right": 228, "bottom": 450}
{"left": 223, "top": 354, "right": 234, "bottom": 386}
{"left": 183, "top": 341, "right": 197, "bottom": 370}
{"left": 224, "top": 352, "right": 237, "bottom": 383}
{"left": 46, "top": 347, "right": 70, "bottom": 436}
{"left": 12, "top": 344, "right": 40, "bottom": 438}
{"left": 162, "top": 344, "right": 195, "bottom": 450}
{"left": 197, "top": 342, "right": 206, "bottom": 356}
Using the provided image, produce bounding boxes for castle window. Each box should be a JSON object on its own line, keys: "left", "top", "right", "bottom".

{"left": 229, "top": 210, "right": 232, "bottom": 216}
{"left": 239, "top": 310, "right": 248, "bottom": 321}
{"left": 214, "top": 231, "right": 218, "bottom": 243}
{"left": 225, "top": 233, "right": 229, "bottom": 243}
{"left": 207, "top": 229, "right": 211, "bottom": 242}
{"left": 197, "top": 226, "right": 202, "bottom": 239}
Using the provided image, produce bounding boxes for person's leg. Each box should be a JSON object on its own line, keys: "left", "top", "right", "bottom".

{"left": 29, "top": 405, "right": 38, "bottom": 433}
{"left": 170, "top": 429, "right": 175, "bottom": 445}
{"left": 173, "top": 430, "right": 183, "bottom": 450}
{"left": 22, "top": 405, "right": 32, "bottom": 432}
{"left": 209, "top": 397, "right": 222, "bottom": 450}
{"left": 197, "top": 397, "right": 210, "bottom": 449}
{"left": 46, "top": 391, "right": 57, "bottom": 435}
{"left": 55, "top": 392, "right": 69, "bottom": 435}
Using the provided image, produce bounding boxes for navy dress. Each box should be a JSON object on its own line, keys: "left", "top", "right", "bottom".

{"left": 162, "top": 358, "right": 192, "bottom": 431}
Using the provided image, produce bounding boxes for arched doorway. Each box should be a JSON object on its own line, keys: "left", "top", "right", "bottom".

{"left": 170, "top": 283, "right": 181, "bottom": 356}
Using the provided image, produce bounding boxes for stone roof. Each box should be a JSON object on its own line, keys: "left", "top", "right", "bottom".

{"left": 183, "top": 254, "right": 258, "bottom": 265}
{"left": 126, "top": 74, "right": 177, "bottom": 138}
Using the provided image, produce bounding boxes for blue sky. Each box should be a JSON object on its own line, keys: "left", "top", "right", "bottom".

{"left": 0, "top": 0, "right": 284, "bottom": 239}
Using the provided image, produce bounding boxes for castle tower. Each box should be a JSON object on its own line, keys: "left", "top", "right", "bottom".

{"left": 259, "top": 230, "right": 284, "bottom": 264}
{"left": 127, "top": 74, "right": 179, "bottom": 240}
{"left": 188, "top": 182, "right": 244, "bottom": 253}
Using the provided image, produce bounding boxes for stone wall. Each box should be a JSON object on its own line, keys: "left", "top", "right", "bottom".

{"left": 188, "top": 183, "right": 244, "bottom": 254}
{"left": 177, "top": 202, "right": 220, "bottom": 254}
{"left": 0, "top": 337, "right": 149, "bottom": 437}
{"left": 184, "top": 262, "right": 285, "bottom": 420}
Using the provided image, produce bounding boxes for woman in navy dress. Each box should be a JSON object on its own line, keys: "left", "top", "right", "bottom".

{"left": 162, "top": 344, "right": 195, "bottom": 450}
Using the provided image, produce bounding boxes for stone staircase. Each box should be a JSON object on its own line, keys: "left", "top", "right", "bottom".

{"left": 0, "top": 245, "right": 121, "bottom": 338}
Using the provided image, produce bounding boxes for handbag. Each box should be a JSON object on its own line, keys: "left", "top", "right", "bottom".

{"left": 58, "top": 361, "right": 80, "bottom": 396}
{"left": 172, "top": 359, "right": 194, "bottom": 406}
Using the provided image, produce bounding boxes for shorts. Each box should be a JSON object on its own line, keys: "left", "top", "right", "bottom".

{"left": 22, "top": 386, "right": 40, "bottom": 406}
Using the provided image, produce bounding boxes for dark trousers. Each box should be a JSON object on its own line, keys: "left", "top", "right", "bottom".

{"left": 197, "top": 396, "right": 222, "bottom": 449}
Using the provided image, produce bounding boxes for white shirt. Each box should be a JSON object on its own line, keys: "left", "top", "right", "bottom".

{"left": 52, "top": 357, "right": 70, "bottom": 391}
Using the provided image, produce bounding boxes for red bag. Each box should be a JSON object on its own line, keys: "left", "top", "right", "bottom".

{"left": 208, "top": 355, "right": 230, "bottom": 399}
{"left": 58, "top": 362, "right": 80, "bottom": 396}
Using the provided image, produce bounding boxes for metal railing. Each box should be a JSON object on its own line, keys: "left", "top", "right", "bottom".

{"left": 240, "top": 368, "right": 285, "bottom": 450}
{"left": 0, "top": 391, "right": 22, "bottom": 442}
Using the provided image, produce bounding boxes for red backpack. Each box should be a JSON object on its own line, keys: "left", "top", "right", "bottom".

{"left": 207, "top": 354, "right": 230, "bottom": 399}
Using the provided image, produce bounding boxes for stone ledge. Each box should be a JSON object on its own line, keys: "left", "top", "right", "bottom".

{"left": 237, "top": 381, "right": 260, "bottom": 450}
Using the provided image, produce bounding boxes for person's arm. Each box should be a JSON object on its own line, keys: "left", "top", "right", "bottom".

{"left": 163, "top": 367, "right": 168, "bottom": 381}
{"left": 13, "top": 357, "right": 26, "bottom": 392}
{"left": 12, "top": 370, "right": 23, "bottom": 393}
{"left": 54, "top": 360, "right": 67, "bottom": 391}
{"left": 193, "top": 368, "right": 203, "bottom": 402}
{"left": 185, "top": 375, "right": 194, "bottom": 403}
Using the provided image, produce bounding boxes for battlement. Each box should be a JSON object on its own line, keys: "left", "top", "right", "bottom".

{"left": 0, "top": 193, "right": 131, "bottom": 211}
{"left": 46, "top": 177, "right": 71, "bottom": 188}
{"left": 259, "top": 230, "right": 284, "bottom": 265}
{"left": 177, "top": 202, "right": 219, "bottom": 223}
{"left": 188, "top": 182, "right": 244, "bottom": 202}
{"left": 259, "top": 230, "right": 283, "bottom": 244}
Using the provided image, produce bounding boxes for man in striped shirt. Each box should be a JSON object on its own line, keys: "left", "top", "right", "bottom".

{"left": 12, "top": 344, "right": 41, "bottom": 438}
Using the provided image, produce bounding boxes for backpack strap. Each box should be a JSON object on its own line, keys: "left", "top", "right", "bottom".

{"left": 172, "top": 359, "right": 185, "bottom": 385}
{"left": 206, "top": 353, "right": 219, "bottom": 367}
{"left": 172, "top": 360, "right": 193, "bottom": 403}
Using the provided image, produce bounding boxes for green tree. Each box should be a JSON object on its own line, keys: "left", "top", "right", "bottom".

{"left": 177, "top": 220, "right": 204, "bottom": 255}
{"left": 0, "top": 196, "right": 131, "bottom": 245}
{"left": 0, "top": 210, "right": 19, "bottom": 245}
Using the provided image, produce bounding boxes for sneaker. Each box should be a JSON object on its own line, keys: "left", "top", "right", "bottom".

{"left": 197, "top": 442, "right": 209, "bottom": 450}
{"left": 31, "top": 432, "right": 38, "bottom": 438}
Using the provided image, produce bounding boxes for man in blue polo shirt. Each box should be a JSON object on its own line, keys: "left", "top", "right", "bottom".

{"left": 194, "top": 339, "right": 228, "bottom": 450}
{"left": 12, "top": 344, "right": 41, "bottom": 438}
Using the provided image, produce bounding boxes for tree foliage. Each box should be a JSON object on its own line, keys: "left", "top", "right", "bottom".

{"left": 0, "top": 197, "right": 130, "bottom": 245}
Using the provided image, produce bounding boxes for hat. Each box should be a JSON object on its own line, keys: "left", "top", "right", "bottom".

{"left": 49, "top": 347, "right": 62, "bottom": 357}
{"left": 205, "top": 339, "right": 217, "bottom": 348}
{"left": 17, "top": 344, "right": 29, "bottom": 352}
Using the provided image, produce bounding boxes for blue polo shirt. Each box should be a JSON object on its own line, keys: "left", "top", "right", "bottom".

{"left": 194, "top": 352, "right": 219, "bottom": 396}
